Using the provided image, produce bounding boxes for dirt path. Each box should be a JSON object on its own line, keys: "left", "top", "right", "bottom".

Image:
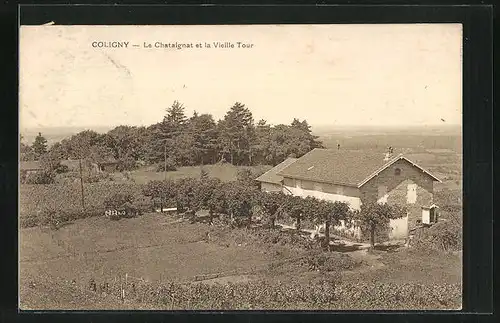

{"left": 276, "top": 222, "right": 372, "bottom": 250}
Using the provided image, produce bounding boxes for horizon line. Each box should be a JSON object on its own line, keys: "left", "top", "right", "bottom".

{"left": 19, "top": 123, "right": 462, "bottom": 130}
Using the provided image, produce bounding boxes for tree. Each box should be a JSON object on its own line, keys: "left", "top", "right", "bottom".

{"left": 142, "top": 180, "right": 177, "bottom": 211}
{"left": 291, "top": 118, "right": 323, "bottom": 150}
{"left": 105, "top": 126, "right": 143, "bottom": 161}
{"left": 251, "top": 119, "right": 272, "bottom": 165}
{"left": 206, "top": 181, "right": 228, "bottom": 222}
{"left": 161, "top": 101, "right": 188, "bottom": 165}
{"left": 224, "top": 181, "right": 257, "bottom": 227}
{"left": 195, "top": 177, "right": 223, "bottom": 224}
{"left": 316, "top": 200, "right": 350, "bottom": 250}
{"left": 282, "top": 195, "right": 309, "bottom": 232}
{"left": 258, "top": 191, "right": 286, "bottom": 229}
{"left": 188, "top": 113, "right": 218, "bottom": 165}
{"left": 175, "top": 178, "right": 198, "bottom": 219}
{"left": 218, "top": 102, "right": 255, "bottom": 165}
{"left": 351, "top": 202, "right": 407, "bottom": 249}
{"left": 65, "top": 130, "right": 102, "bottom": 159}
{"left": 141, "top": 123, "right": 166, "bottom": 164}
{"left": 163, "top": 100, "right": 187, "bottom": 129}
{"left": 32, "top": 132, "right": 48, "bottom": 160}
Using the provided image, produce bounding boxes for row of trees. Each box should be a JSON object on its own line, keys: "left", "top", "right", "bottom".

{"left": 20, "top": 101, "right": 324, "bottom": 169}
{"left": 141, "top": 174, "right": 406, "bottom": 248}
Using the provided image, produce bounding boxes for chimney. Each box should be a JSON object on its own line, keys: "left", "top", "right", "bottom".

{"left": 384, "top": 146, "right": 393, "bottom": 161}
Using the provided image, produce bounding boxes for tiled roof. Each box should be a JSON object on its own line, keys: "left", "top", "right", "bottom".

{"left": 255, "top": 158, "right": 298, "bottom": 184}
{"left": 277, "top": 148, "right": 440, "bottom": 187}
{"left": 20, "top": 161, "right": 42, "bottom": 170}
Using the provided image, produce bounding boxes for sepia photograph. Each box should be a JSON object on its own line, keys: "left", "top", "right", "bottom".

{"left": 19, "top": 23, "right": 463, "bottom": 310}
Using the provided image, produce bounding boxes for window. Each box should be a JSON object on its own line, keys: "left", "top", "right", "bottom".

{"left": 407, "top": 183, "right": 417, "bottom": 204}
{"left": 377, "top": 185, "right": 388, "bottom": 204}
{"left": 395, "top": 168, "right": 401, "bottom": 176}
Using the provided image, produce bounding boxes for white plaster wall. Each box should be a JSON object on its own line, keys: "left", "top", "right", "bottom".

{"left": 388, "top": 216, "right": 409, "bottom": 240}
{"left": 283, "top": 185, "right": 362, "bottom": 210}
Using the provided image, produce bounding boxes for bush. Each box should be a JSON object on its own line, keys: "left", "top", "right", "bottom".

{"left": 53, "top": 163, "right": 69, "bottom": 174}
{"left": 103, "top": 192, "right": 142, "bottom": 220}
{"left": 20, "top": 182, "right": 150, "bottom": 227}
{"left": 412, "top": 217, "right": 462, "bottom": 252}
{"left": 117, "top": 157, "right": 138, "bottom": 172}
{"left": 84, "top": 172, "right": 113, "bottom": 183}
{"left": 303, "top": 252, "right": 361, "bottom": 272}
{"left": 155, "top": 158, "right": 177, "bottom": 172}
{"left": 23, "top": 170, "right": 56, "bottom": 184}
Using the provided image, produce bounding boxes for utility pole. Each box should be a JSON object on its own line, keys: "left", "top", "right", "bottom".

{"left": 79, "top": 158, "right": 85, "bottom": 210}
{"left": 164, "top": 141, "right": 167, "bottom": 181}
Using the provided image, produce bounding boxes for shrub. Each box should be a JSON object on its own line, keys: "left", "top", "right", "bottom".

{"left": 412, "top": 215, "right": 462, "bottom": 252}
{"left": 53, "top": 163, "right": 70, "bottom": 174}
{"left": 103, "top": 192, "right": 141, "bottom": 220}
{"left": 20, "top": 182, "right": 150, "bottom": 226}
{"left": 155, "top": 158, "right": 177, "bottom": 172}
{"left": 84, "top": 172, "right": 113, "bottom": 183}
{"left": 23, "top": 170, "right": 56, "bottom": 184}
{"left": 117, "top": 157, "right": 138, "bottom": 172}
{"left": 303, "top": 252, "right": 361, "bottom": 272}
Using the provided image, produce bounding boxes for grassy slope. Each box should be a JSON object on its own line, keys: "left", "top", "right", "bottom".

{"left": 20, "top": 213, "right": 462, "bottom": 310}
{"left": 20, "top": 214, "right": 276, "bottom": 286}
{"left": 129, "top": 164, "right": 272, "bottom": 184}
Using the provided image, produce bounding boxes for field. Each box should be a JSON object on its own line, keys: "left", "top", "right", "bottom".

{"left": 19, "top": 131, "right": 463, "bottom": 310}
{"left": 19, "top": 212, "right": 462, "bottom": 310}
{"left": 129, "top": 164, "right": 272, "bottom": 185}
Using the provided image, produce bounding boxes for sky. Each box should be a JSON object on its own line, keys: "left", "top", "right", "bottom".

{"left": 19, "top": 24, "right": 463, "bottom": 130}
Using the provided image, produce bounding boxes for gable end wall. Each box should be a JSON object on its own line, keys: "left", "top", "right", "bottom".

{"left": 360, "top": 159, "right": 434, "bottom": 230}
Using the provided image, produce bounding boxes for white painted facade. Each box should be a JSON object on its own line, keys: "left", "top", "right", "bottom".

{"left": 388, "top": 216, "right": 409, "bottom": 240}
{"left": 283, "top": 185, "right": 362, "bottom": 210}
{"left": 283, "top": 179, "right": 411, "bottom": 241}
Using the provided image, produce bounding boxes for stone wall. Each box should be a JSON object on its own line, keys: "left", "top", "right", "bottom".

{"left": 360, "top": 158, "right": 434, "bottom": 231}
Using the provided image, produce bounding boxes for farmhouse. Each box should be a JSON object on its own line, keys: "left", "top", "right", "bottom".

{"left": 255, "top": 157, "right": 298, "bottom": 192}
{"left": 276, "top": 148, "right": 441, "bottom": 240}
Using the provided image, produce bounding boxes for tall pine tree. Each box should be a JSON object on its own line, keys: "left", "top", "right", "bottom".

{"left": 32, "top": 132, "right": 48, "bottom": 160}
{"left": 219, "top": 102, "right": 255, "bottom": 165}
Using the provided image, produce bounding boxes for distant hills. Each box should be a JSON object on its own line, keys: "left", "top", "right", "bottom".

{"left": 312, "top": 124, "right": 462, "bottom": 137}
{"left": 20, "top": 126, "right": 114, "bottom": 145}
